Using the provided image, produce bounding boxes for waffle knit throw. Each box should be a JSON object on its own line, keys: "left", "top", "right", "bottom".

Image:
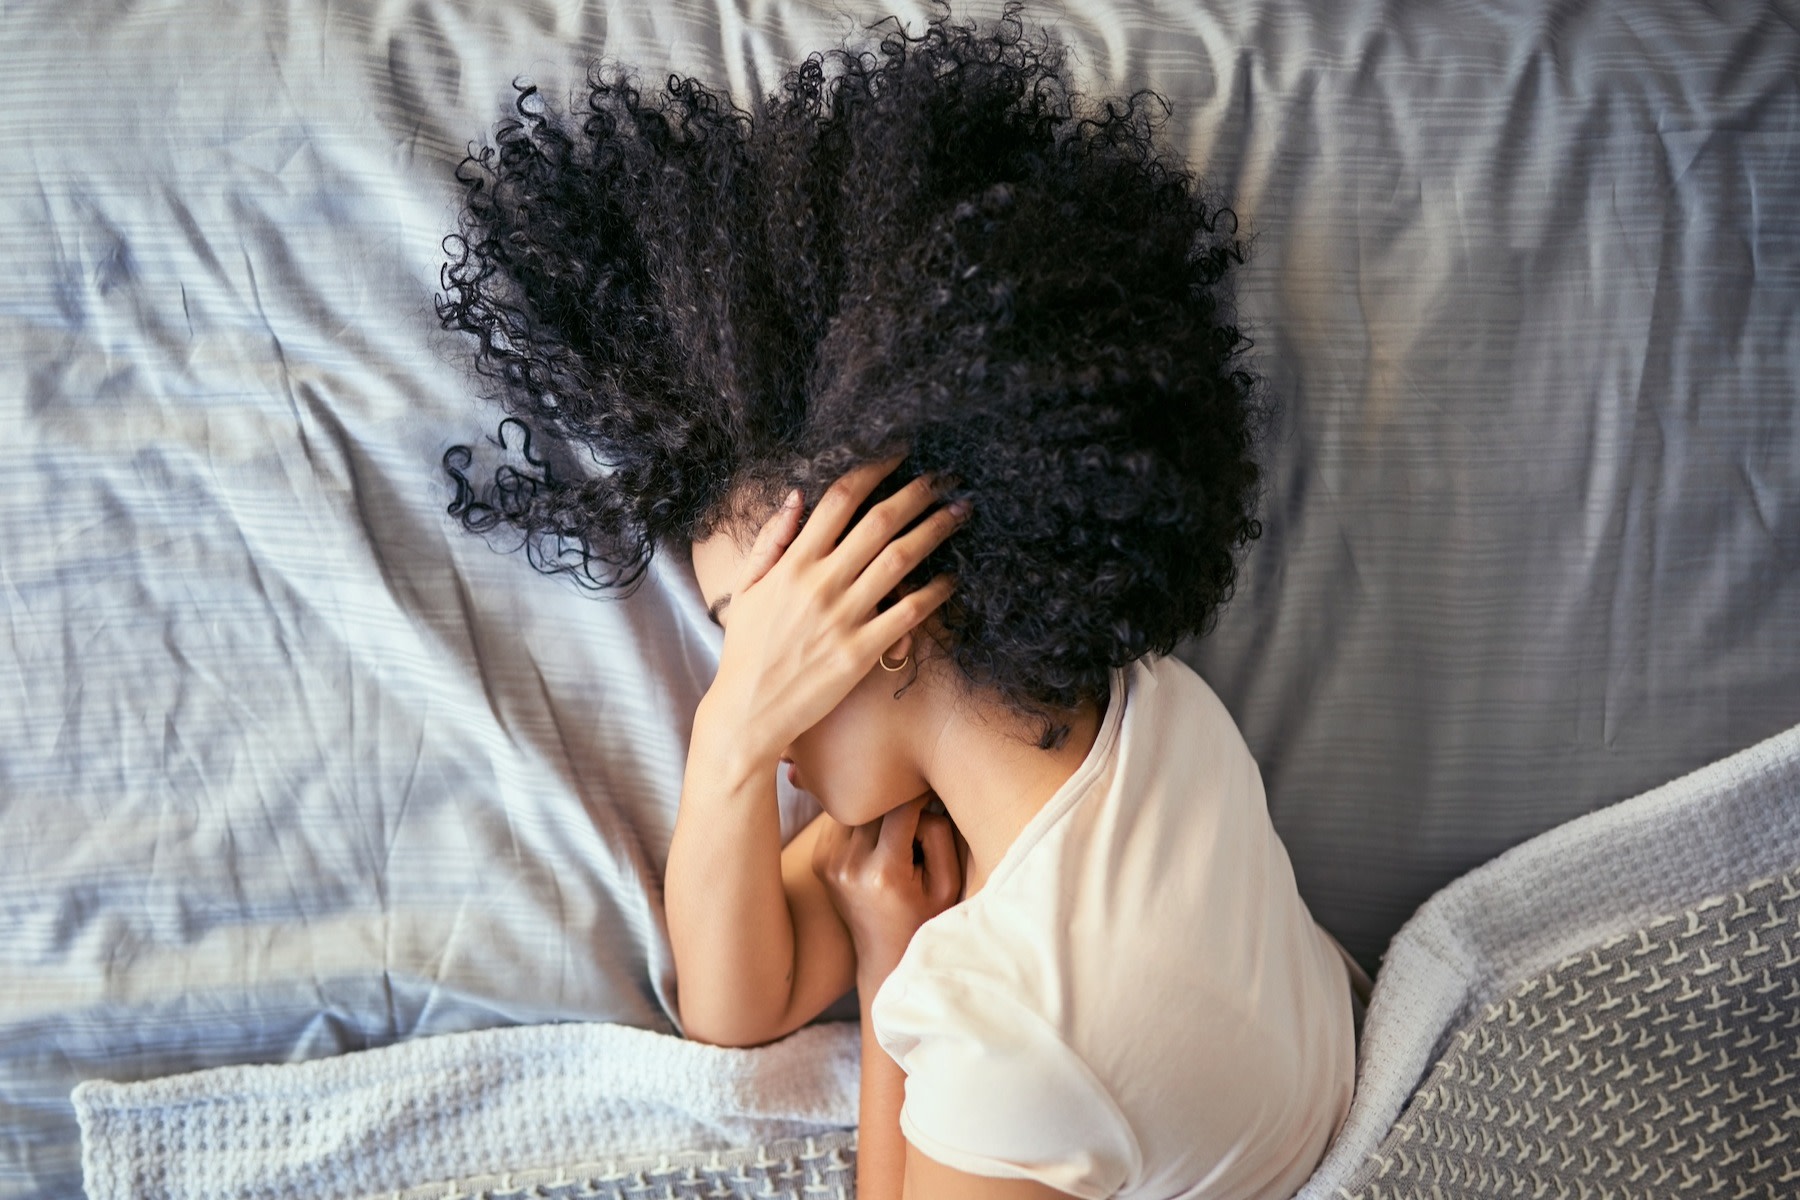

{"left": 1298, "top": 719, "right": 1800, "bottom": 1200}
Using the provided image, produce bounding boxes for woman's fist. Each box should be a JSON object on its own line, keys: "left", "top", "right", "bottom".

{"left": 812, "top": 794, "right": 963, "bottom": 987}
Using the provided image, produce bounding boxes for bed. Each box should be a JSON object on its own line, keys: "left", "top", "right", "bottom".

{"left": 2, "top": 0, "right": 1795, "bottom": 1197}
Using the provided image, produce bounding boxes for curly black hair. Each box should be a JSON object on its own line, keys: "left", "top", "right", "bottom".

{"left": 437, "top": 0, "right": 1270, "bottom": 749}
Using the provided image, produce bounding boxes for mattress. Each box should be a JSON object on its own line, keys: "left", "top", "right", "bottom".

{"left": 1, "top": 0, "right": 1795, "bottom": 1195}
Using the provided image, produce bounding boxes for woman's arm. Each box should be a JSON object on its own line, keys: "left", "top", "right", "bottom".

{"left": 853, "top": 952, "right": 1080, "bottom": 1200}
{"left": 867, "top": 1053, "right": 1092, "bottom": 1200}
{"left": 664, "top": 459, "right": 962, "bottom": 1047}
{"left": 855, "top": 960, "right": 910, "bottom": 1200}
{"left": 812, "top": 790, "right": 1082, "bottom": 1200}
{"left": 666, "top": 746, "right": 856, "bottom": 1046}
{"left": 902, "top": 1140, "right": 1087, "bottom": 1200}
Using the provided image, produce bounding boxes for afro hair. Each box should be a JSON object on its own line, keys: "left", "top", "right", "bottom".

{"left": 437, "top": 0, "right": 1271, "bottom": 749}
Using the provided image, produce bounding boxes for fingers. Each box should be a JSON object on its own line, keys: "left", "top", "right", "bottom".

{"left": 738, "top": 489, "right": 803, "bottom": 591}
{"left": 829, "top": 472, "right": 948, "bottom": 586}
{"left": 814, "top": 797, "right": 961, "bottom": 944}
{"left": 915, "top": 811, "right": 961, "bottom": 908}
{"left": 812, "top": 812, "right": 879, "bottom": 887}
{"left": 846, "top": 812, "right": 883, "bottom": 863}
{"left": 788, "top": 454, "right": 905, "bottom": 561}
{"left": 810, "top": 815, "right": 851, "bottom": 880}
{"left": 860, "top": 572, "right": 957, "bottom": 658}
{"left": 875, "top": 795, "right": 927, "bottom": 866}
{"left": 842, "top": 497, "right": 969, "bottom": 619}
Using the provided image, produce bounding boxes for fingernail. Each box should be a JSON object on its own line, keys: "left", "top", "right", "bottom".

{"left": 948, "top": 498, "right": 972, "bottom": 517}
{"left": 784, "top": 489, "right": 801, "bottom": 509}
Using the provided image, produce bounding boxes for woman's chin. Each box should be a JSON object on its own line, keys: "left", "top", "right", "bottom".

{"left": 849, "top": 797, "right": 924, "bottom": 830}
{"left": 811, "top": 791, "right": 876, "bottom": 828}
{"left": 795, "top": 769, "right": 910, "bottom": 827}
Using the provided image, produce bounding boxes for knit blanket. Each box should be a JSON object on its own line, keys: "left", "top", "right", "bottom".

{"left": 1297, "top": 718, "right": 1800, "bottom": 1200}
{"left": 72, "top": 1022, "right": 861, "bottom": 1200}
{"left": 1335, "top": 865, "right": 1800, "bottom": 1199}
{"left": 73, "top": 722, "right": 1800, "bottom": 1200}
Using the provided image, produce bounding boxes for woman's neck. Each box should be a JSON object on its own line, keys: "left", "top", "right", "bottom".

{"left": 920, "top": 691, "right": 1106, "bottom": 899}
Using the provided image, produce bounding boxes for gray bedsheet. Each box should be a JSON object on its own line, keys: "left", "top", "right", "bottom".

{"left": 2, "top": 1, "right": 1796, "bottom": 1196}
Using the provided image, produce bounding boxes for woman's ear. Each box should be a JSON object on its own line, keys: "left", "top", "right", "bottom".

{"left": 881, "top": 629, "right": 915, "bottom": 669}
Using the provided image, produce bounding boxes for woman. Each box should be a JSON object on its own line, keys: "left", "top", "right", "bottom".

{"left": 437, "top": 4, "right": 1367, "bottom": 1197}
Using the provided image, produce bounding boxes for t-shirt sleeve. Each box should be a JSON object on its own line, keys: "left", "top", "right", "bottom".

{"left": 870, "top": 966, "right": 1142, "bottom": 1200}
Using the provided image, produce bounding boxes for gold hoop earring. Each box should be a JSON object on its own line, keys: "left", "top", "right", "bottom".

{"left": 879, "top": 651, "right": 910, "bottom": 672}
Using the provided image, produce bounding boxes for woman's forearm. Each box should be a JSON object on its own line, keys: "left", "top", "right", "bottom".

{"left": 665, "top": 699, "right": 797, "bottom": 1046}
{"left": 856, "top": 972, "right": 910, "bottom": 1200}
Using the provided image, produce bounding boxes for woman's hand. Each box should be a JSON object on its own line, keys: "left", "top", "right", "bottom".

{"left": 695, "top": 455, "right": 968, "bottom": 772}
{"left": 813, "top": 794, "right": 963, "bottom": 985}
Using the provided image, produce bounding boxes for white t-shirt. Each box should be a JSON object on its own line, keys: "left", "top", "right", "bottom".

{"left": 870, "top": 653, "right": 1358, "bottom": 1200}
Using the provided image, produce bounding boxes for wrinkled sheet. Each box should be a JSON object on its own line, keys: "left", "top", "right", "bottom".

{"left": 1, "top": 0, "right": 1796, "bottom": 1196}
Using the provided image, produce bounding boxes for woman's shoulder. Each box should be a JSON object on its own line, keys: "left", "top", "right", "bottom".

{"left": 1131, "top": 651, "right": 1233, "bottom": 720}
{"left": 883, "top": 653, "right": 1262, "bottom": 1000}
{"left": 1120, "top": 653, "right": 1261, "bottom": 782}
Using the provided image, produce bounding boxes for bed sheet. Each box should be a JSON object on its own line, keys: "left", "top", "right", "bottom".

{"left": 1, "top": 0, "right": 1796, "bottom": 1196}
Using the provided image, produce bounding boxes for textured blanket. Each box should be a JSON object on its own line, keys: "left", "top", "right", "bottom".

{"left": 1298, "top": 719, "right": 1800, "bottom": 1199}
{"left": 73, "top": 1022, "right": 860, "bottom": 1200}
{"left": 1336, "top": 865, "right": 1800, "bottom": 1199}
{"left": 72, "top": 720, "right": 1800, "bottom": 1200}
